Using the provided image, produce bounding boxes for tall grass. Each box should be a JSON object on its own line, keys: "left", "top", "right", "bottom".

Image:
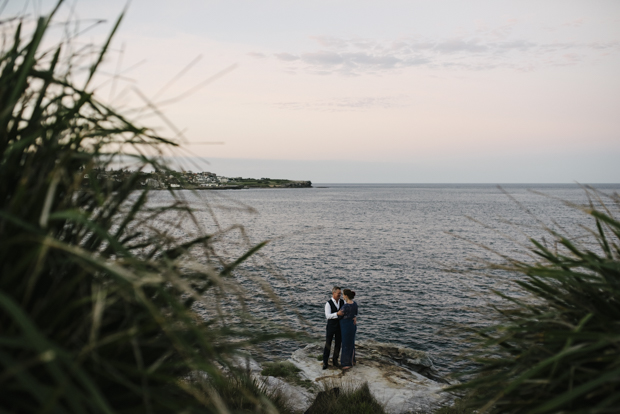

{"left": 0, "top": 5, "right": 296, "bottom": 413}
{"left": 451, "top": 190, "right": 620, "bottom": 413}
{"left": 304, "top": 382, "right": 385, "bottom": 414}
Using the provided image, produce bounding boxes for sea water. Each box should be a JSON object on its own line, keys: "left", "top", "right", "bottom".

{"left": 146, "top": 184, "right": 619, "bottom": 371}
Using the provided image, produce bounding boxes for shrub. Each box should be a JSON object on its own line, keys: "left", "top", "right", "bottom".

{"left": 261, "top": 361, "right": 301, "bottom": 378}
{"left": 204, "top": 372, "right": 297, "bottom": 414}
{"left": 0, "top": 5, "right": 294, "bottom": 413}
{"left": 304, "top": 382, "right": 385, "bottom": 414}
{"left": 452, "top": 190, "right": 620, "bottom": 413}
{"left": 261, "top": 361, "right": 314, "bottom": 391}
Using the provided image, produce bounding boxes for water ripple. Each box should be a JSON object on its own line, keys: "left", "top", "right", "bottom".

{"left": 146, "top": 184, "right": 620, "bottom": 371}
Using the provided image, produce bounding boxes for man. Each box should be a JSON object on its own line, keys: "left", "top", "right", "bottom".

{"left": 322, "top": 286, "right": 344, "bottom": 370}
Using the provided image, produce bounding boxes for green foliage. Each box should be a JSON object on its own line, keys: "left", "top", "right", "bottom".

{"left": 452, "top": 191, "right": 620, "bottom": 413}
{"left": 0, "top": 5, "right": 294, "bottom": 414}
{"left": 204, "top": 372, "right": 297, "bottom": 414}
{"left": 261, "top": 361, "right": 314, "bottom": 391}
{"left": 305, "top": 383, "right": 386, "bottom": 414}
{"left": 261, "top": 361, "right": 301, "bottom": 378}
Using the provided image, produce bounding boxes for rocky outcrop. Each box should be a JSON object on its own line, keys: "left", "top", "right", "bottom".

{"left": 287, "top": 341, "right": 456, "bottom": 413}
{"left": 235, "top": 341, "right": 456, "bottom": 413}
{"left": 232, "top": 355, "right": 316, "bottom": 409}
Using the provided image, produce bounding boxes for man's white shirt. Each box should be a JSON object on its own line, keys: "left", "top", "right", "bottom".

{"left": 325, "top": 298, "right": 341, "bottom": 320}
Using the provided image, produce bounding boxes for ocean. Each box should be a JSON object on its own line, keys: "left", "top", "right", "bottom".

{"left": 147, "top": 183, "right": 620, "bottom": 372}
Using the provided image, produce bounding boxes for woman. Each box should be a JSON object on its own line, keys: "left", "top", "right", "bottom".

{"left": 337, "top": 289, "right": 358, "bottom": 370}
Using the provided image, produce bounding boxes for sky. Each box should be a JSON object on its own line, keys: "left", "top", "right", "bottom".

{"left": 5, "top": 0, "right": 620, "bottom": 182}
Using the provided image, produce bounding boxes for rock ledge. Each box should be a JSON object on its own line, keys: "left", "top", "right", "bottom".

{"left": 287, "top": 340, "right": 455, "bottom": 413}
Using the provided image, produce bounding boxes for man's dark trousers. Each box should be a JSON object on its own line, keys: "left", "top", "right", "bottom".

{"left": 322, "top": 320, "right": 341, "bottom": 366}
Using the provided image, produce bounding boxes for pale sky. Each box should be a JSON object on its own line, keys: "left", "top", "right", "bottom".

{"left": 7, "top": 0, "right": 620, "bottom": 182}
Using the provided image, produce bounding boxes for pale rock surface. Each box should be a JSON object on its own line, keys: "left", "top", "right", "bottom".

{"left": 234, "top": 355, "right": 315, "bottom": 410}
{"left": 287, "top": 340, "right": 455, "bottom": 413}
{"left": 261, "top": 375, "right": 314, "bottom": 410}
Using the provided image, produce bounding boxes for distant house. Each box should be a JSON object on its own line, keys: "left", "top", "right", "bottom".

{"left": 145, "top": 178, "right": 161, "bottom": 188}
{"left": 170, "top": 184, "right": 180, "bottom": 188}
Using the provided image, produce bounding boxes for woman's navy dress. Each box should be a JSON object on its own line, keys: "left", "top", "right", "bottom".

{"left": 340, "top": 301, "right": 358, "bottom": 368}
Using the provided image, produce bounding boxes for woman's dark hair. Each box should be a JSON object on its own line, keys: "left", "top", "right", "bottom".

{"left": 343, "top": 289, "right": 355, "bottom": 299}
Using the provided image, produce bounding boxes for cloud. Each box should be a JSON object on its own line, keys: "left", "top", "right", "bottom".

{"left": 310, "top": 35, "right": 349, "bottom": 49}
{"left": 291, "top": 49, "right": 429, "bottom": 75}
{"left": 273, "top": 95, "right": 409, "bottom": 111}
{"left": 261, "top": 22, "right": 620, "bottom": 75}
{"left": 475, "top": 19, "right": 519, "bottom": 40}
{"left": 301, "top": 51, "right": 344, "bottom": 65}
{"left": 299, "top": 51, "right": 411, "bottom": 70}
{"left": 492, "top": 40, "right": 536, "bottom": 51}
{"left": 274, "top": 52, "right": 299, "bottom": 61}
{"left": 344, "top": 53, "right": 403, "bottom": 67}
{"left": 588, "top": 41, "right": 620, "bottom": 50}
{"left": 247, "top": 52, "right": 266, "bottom": 59}
{"left": 562, "top": 53, "right": 581, "bottom": 63}
{"left": 562, "top": 18, "right": 586, "bottom": 28}
{"left": 432, "top": 39, "right": 488, "bottom": 53}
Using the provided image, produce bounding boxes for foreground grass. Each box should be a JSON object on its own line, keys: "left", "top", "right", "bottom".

{"left": 261, "top": 361, "right": 315, "bottom": 391}
{"left": 205, "top": 373, "right": 298, "bottom": 414}
{"left": 0, "top": 4, "right": 295, "bottom": 413}
{"left": 449, "top": 189, "right": 620, "bottom": 413}
{"left": 304, "top": 382, "right": 386, "bottom": 414}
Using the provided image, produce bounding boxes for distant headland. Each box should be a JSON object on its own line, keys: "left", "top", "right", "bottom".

{"left": 84, "top": 168, "right": 312, "bottom": 190}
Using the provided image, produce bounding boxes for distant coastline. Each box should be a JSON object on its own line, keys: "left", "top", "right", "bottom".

{"left": 83, "top": 168, "right": 312, "bottom": 190}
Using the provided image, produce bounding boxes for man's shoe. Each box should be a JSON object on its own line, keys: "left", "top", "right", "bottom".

{"left": 332, "top": 361, "right": 341, "bottom": 368}
{"left": 322, "top": 364, "right": 328, "bottom": 370}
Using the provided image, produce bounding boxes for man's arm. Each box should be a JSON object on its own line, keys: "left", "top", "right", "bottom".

{"left": 325, "top": 302, "right": 339, "bottom": 320}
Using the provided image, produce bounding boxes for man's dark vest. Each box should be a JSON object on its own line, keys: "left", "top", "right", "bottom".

{"left": 326, "top": 299, "right": 344, "bottom": 326}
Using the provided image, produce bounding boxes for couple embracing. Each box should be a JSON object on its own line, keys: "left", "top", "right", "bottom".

{"left": 322, "top": 286, "right": 358, "bottom": 370}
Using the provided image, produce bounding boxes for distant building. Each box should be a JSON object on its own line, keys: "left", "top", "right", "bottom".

{"left": 145, "top": 178, "right": 161, "bottom": 188}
